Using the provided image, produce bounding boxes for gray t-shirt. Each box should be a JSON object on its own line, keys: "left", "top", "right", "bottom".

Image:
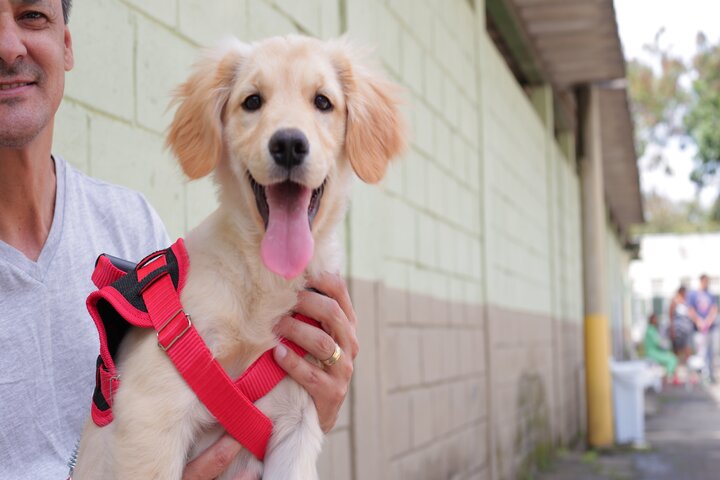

{"left": 0, "top": 156, "right": 170, "bottom": 479}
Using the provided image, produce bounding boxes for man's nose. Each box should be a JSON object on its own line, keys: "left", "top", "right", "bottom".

{"left": 0, "top": 15, "right": 27, "bottom": 66}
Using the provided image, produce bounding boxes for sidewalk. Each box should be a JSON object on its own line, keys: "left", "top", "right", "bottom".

{"left": 538, "top": 384, "right": 720, "bottom": 480}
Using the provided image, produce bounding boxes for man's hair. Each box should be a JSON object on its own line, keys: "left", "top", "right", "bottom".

{"left": 61, "top": 0, "right": 72, "bottom": 24}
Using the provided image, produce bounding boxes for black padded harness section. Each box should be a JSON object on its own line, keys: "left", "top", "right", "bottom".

{"left": 93, "top": 356, "right": 111, "bottom": 412}
{"left": 91, "top": 247, "right": 182, "bottom": 414}
{"left": 110, "top": 248, "right": 181, "bottom": 312}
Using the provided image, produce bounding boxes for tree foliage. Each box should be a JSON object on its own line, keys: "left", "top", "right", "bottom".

{"left": 626, "top": 30, "right": 688, "bottom": 160}
{"left": 627, "top": 30, "right": 720, "bottom": 232}
{"left": 686, "top": 33, "right": 720, "bottom": 187}
{"left": 633, "top": 191, "right": 720, "bottom": 234}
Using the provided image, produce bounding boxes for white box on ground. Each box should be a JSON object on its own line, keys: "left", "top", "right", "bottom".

{"left": 609, "top": 359, "right": 657, "bottom": 446}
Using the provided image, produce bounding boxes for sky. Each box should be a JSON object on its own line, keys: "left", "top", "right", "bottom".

{"left": 614, "top": 0, "right": 720, "bottom": 207}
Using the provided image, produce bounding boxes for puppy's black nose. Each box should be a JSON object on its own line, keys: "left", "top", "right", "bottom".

{"left": 269, "top": 128, "right": 309, "bottom": 170}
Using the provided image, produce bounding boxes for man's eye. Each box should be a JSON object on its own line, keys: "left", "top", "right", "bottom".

{"left": 20, "top": 11, "right": 48, "bottom": 22}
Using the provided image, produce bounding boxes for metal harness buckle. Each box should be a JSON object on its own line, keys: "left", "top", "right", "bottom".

{"left": 157, "top": 308, "right": 192, "bottom": 352}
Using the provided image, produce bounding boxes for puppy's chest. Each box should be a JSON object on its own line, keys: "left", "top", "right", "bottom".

{"left": 179, "top": 279, "right": 297, "bottom": 370}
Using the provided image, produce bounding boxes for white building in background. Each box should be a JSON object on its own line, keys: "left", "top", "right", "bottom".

{"left": 629, "top": 233, "right": 720, "bottom": 340}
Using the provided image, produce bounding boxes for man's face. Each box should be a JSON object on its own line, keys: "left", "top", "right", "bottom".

{"left": 0, "top": 0, "right": 73, "bottom": 148}
{"left": 701, "top": 277, "right": 710, "bottom": 290}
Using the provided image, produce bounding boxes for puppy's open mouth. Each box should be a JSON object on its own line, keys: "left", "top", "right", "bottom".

{"left": 249, "top": 175, "right": 325, "bottom": 280}
{"left": 249, "top": 176, "right": 325, "bottom": 230}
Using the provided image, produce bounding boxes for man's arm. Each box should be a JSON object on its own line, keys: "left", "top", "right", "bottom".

{"left": 688, "top": 306, "right": 703, "bottom": 330}
{"left": 706, "top": 303, "right": 718, "bottom": 330}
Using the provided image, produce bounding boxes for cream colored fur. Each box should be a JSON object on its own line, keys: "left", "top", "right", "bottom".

{"left": 73, "top": 35, "right": 405, "bottom": 480}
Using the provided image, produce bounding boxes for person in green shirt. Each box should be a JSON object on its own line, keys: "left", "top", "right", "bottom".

{"left": 644, "top": 313, "right": 678, "bottom": 378}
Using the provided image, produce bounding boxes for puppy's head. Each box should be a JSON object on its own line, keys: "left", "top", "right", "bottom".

{"left": 167, "top": 35, "right": 406, "bottom": 279}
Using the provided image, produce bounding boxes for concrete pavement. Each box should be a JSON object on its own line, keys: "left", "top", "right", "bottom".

{"left": 537, "top": 384, "right": 720, "bottom": 480}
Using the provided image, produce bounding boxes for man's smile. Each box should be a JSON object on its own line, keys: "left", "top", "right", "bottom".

{"left": 0, "top": 81, "right": 34, "bottom": 90}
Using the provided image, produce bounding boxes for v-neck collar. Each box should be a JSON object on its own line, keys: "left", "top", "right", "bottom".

{"left": 0, "top": 155, "right": 67, "bottom": 282}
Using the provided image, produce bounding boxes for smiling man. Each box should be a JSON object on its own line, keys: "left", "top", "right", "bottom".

{"left": 0, "top": 1, "right": 358, "bottom": 478}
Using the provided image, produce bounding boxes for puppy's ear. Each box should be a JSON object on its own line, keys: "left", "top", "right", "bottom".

{"left": 331, "top": 41, "right": 407, "bottom": 184}
{"left": 166, "top": 41, "right": 247, "bottom": 179}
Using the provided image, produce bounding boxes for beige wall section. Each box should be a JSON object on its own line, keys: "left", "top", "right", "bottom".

{"left": 53, "top": 1, "right": 592, "bottom": 479}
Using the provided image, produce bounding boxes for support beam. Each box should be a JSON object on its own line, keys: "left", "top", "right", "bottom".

{"left": 579, "top": 86, "right": 614, "bottom": 448}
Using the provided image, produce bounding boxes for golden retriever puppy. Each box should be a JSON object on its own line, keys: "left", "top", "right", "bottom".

{"left": 73, "top": 35, "right": 405, "bottom": 479}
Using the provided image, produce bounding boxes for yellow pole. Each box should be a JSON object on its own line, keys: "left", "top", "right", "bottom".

{"left": 580, "top": 87, "right": 614, "bottom": 448}
{"left": 584, "top": 314, "right": 614, "bottom": 446}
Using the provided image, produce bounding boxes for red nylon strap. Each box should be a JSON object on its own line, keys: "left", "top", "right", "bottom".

{"left": 91, "top": 255, "right": 126, "bottom": 288}
{"left": 137, "top": 255, "right": 272, "bottom": 460}
{"left": 235, "top": 314, "right": 318, "bottom": 401}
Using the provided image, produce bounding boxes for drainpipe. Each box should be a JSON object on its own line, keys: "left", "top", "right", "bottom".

{"left": 579, "top": 86, "right": 614, "bottom": 448}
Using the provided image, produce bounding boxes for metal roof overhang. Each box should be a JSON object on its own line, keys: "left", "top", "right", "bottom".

{"left": 487, "top": 0, "right": 644, "bottom": 233}
{"left": 597, "top": 85, "right": 644, "bottom": 231}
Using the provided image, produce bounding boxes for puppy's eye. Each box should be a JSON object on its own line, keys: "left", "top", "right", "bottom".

{"left": 314, "top": 94, "right": 333, "bottom": 112}
{"left": 242, "top": 94, "right": 263, "bottom": 111}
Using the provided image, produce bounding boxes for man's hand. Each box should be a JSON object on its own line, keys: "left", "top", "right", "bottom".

{"left": 273, "top": 272, "right": 359, "bottom": 432}
{"left": 182, "top": 435, "right": 243, "bottom": 480}
{"left": 181, "top": 272, "right": 358, "bottom": 478}
{"left": 707, "top": 305, "right": 718, "bottom": 330}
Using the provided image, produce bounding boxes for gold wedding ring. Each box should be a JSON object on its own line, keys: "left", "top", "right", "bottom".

{"left": 322, "top": 343, "right": 343, "bottom": 367}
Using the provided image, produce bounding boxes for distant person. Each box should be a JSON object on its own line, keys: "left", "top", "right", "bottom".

{"left": 669, "top": 286, "right": 698, "bottom": 383}
{"left": 688, "top": 274, "right": 718, "bottom": 383}
{"left": 644, "top": 313, "right": 678, "bottom": 380}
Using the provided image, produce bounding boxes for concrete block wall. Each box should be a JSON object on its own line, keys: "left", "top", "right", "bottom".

{"left": 277, "top": 1, "right": 486, "bottom": 475}
{"left": 553, "top": 141, "right": 586, "bottom": 446}
{"left": 606, "top": 225, "right": 633, "bottom": 360}
{"left": 53, "top": 1, "right": 593, "bottom": 479}
{"left": 480, "top": 32, "right": 560, "bottom": 480}
{"left": 344, "top": 0, "right": 488, "bottom": 478}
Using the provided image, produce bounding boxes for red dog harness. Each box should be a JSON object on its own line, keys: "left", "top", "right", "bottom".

{"left": 86, "top": 239, "right": 318, "bottom": 460}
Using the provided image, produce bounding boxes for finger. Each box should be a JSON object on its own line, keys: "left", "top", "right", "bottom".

{"left": 276, "top": 315, "right": 340, "bottom": 362}
{"left": 182, "top": 434, "right": 242, "bottom": 480}
{"left": 273, "top": 343, "right": 331, "bottom": 397}
{"left": 306, "top": 272, "right": 357, "bottom": 327}
{"left": 293, "top": 291, "right": 358, "bottom": 358}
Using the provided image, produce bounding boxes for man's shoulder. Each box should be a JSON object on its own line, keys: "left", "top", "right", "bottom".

{"left": 57, "top": 155, "right": 170, "bottom": 250}
{"left": 59, "top": 156, "right": 160, "bottom": 222}
{"left": 709, "top": 291, "right": 719, "bottom": 306}
{"left": 699, "top": 289, "right": 715, "bottom": 300}
{"left": 62, "top": 158, "right": 149, "bottom": 204}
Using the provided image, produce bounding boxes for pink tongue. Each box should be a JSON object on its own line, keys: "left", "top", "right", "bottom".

{"left": 261, "top": 182, "right": 314, "bottom": 279}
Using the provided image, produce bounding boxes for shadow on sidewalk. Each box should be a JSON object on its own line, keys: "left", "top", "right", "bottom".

{"left": 537, "top": 384, "right": 720, "bottom": 480}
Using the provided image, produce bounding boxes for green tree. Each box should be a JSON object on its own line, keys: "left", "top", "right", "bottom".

{"left": 633, "top": 192, "right": 720, "bottom": 234}
{"left": 627, "top": 30, "right": 688, "bottom": 161}
{"left": 686, "top": 33, "right": 720, "bottom": 187}
{"left": 627, "top": 30, "right": 720, "bottom": 231}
